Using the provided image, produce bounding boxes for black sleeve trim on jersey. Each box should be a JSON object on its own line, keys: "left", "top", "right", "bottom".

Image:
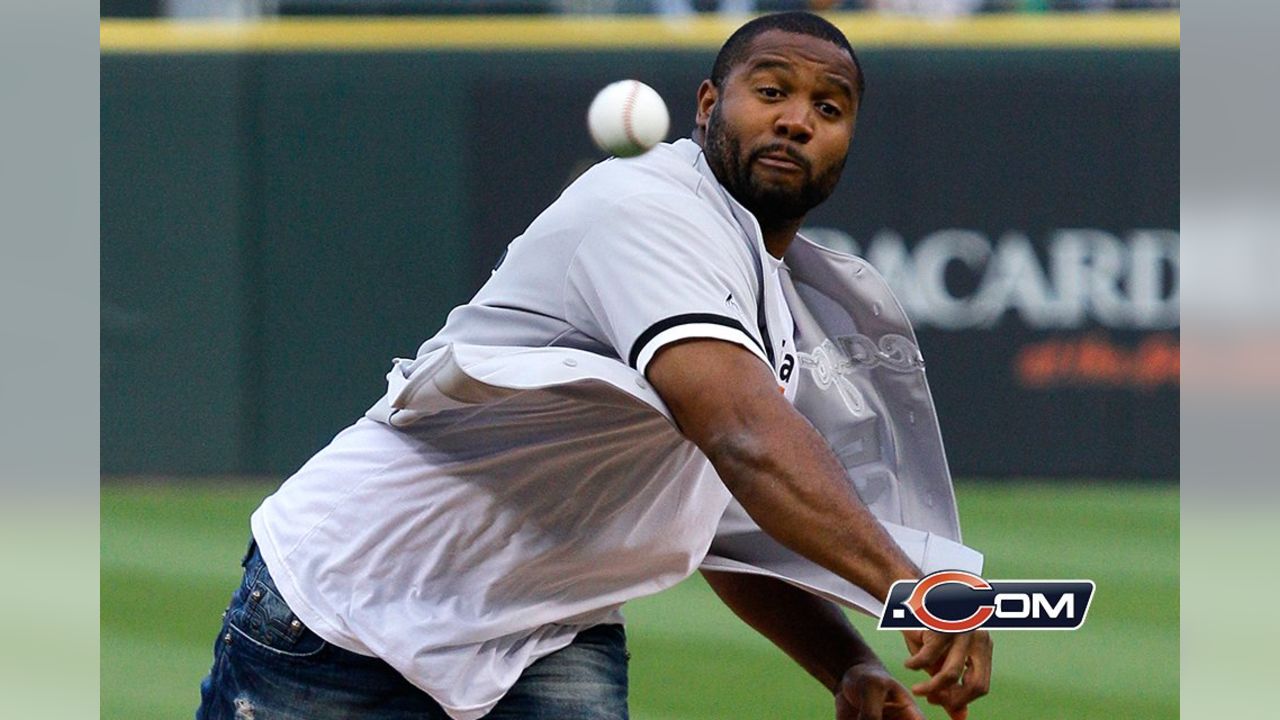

{"left": 628, "top": 313, "right": 767, "bottom": 369}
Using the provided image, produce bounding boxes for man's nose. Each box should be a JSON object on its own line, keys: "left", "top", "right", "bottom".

{"left": 773, "top": 101, "right": 814, "bottom": 143}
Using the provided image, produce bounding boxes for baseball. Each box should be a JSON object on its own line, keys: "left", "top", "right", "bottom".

{"left": 587, "top": 79, "right": 670, "bottom": 158}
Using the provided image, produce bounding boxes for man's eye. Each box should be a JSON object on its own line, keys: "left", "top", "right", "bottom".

{"left": 757, "top": 87, "right": 783, "bottom": 99}
{"left": 817, "top": 102, "right": 842, "bottom": 118}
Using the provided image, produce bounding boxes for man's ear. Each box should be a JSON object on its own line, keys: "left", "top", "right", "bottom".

{"left": 695, "top": 80, "right": 718, "bottom": 135}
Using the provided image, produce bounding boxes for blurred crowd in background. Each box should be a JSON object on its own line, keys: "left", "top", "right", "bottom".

{"left": 102, "top": 0, "right": 1180, "bottom": 19}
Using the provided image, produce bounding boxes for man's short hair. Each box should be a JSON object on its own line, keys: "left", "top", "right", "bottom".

{"left": 710, "top": 12, "right": 865, "bottom": 100}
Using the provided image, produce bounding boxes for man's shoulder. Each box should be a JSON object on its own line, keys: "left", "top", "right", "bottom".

{"left": 526, "top": 139, "right": 752, "bottom": 270}
{"left": 566, "top": 140, "right": 719, "bottom": 216}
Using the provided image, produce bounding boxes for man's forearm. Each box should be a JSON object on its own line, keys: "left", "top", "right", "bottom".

{"left": 702, "top": 570, "right": 880, "bottom": 693}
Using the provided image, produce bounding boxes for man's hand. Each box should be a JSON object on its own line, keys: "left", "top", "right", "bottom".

{"left": 835, "top": 662, "right": 925, "bottom": 720}
{"left": 901, "top": 630, "right": 993, "bottom": 720}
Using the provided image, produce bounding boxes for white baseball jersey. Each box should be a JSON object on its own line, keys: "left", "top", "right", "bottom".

{"left": 251, "top": 140, "right": 801, "bottom": 720}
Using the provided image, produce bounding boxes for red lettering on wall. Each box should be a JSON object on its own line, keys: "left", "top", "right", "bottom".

{"left": 1015, "top": 333, "right": 1179, "bottom": 390}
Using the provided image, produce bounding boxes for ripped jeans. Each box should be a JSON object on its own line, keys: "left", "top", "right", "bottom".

{"left": 196, "top": 541, "right": 630, "bottom": 720}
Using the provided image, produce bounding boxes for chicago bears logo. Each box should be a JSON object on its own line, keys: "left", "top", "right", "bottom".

{"left": 879, "top": 570, "right": 1095, "bottom": 633}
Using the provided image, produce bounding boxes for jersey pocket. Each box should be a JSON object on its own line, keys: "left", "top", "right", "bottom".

{"left": 226, "top": 578, "right": 327, "bottom": 658}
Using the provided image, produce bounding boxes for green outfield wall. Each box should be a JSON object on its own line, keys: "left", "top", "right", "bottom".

{"left": 100, "top": 14, "right": 1179, "bottom": 478}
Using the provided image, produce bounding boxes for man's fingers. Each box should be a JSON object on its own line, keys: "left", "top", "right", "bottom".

{"left": 901, "top": 630, "right": 924, "bottom": 657}
{"left": 926, "top": 680, "right": 979, "bottom": 720}
{"left": 932, "top": 631, "right": 992, "bottom": 710}
{"left": 902, "top": 630, "right": 950, "bottom": 671}
{"left": 909, "top": 632, "right": 970, "bottom": 696}
{"left": 916, "top": 632, "right": 993, "bottom": 718}
{"left": 860, "top": 678, "right": 932, "bottom": 720}
{"left": 925, "top": 676, "right": 971, "bottom": 713}
{"left": 838, "top": 664, "right": 929, "bottom": 720}
{"left": 962, "top": 631, "right": 993, "bottom": 701}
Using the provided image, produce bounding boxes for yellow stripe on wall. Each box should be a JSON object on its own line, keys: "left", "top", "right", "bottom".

{"left": 100, "top": 11, "right": 1179, "bottom": 54}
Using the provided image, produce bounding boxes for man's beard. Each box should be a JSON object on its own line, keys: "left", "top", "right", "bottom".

{"left": 703, "top": 104, "right": 846, "bottom": 223}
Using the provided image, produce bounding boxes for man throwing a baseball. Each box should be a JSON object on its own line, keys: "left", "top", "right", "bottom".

{"left": 198, "top": 11, "right": 991, "bottom": 720}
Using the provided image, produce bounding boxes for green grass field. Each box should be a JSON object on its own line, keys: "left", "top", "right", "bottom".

{"left": 102, "top": 480, "right": 1176, "bottom": 719}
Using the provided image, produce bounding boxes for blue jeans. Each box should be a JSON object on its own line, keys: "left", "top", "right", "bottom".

{"left": 197, "top": 542, "right": 630, "bottom": 719}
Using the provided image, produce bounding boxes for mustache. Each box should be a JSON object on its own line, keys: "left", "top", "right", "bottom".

{"left": 749, "top": 143, "right": 811, "bottom": 173}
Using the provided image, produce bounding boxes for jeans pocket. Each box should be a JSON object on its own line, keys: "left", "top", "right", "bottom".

{"left": 226, "top": 576, "right": 328, "bottom": 659}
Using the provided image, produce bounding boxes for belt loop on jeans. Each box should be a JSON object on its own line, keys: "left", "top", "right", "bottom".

{"left": 241, "top": 537, "right": 259, "bottom": 568}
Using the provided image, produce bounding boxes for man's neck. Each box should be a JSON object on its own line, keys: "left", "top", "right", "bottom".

{"left": 760, "top": 218, "right": 802, "bottom": 260}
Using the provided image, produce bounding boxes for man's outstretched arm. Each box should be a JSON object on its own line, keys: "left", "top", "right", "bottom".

{"left": 647, "top": 339, "right": 918, "bottom": 599}
{"left": 647, "top": 338, "right": 991, "bottom": 719}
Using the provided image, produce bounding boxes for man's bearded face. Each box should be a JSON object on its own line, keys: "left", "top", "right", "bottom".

{"left": 703, "top": 95, "right": 848, "bottom": 223}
